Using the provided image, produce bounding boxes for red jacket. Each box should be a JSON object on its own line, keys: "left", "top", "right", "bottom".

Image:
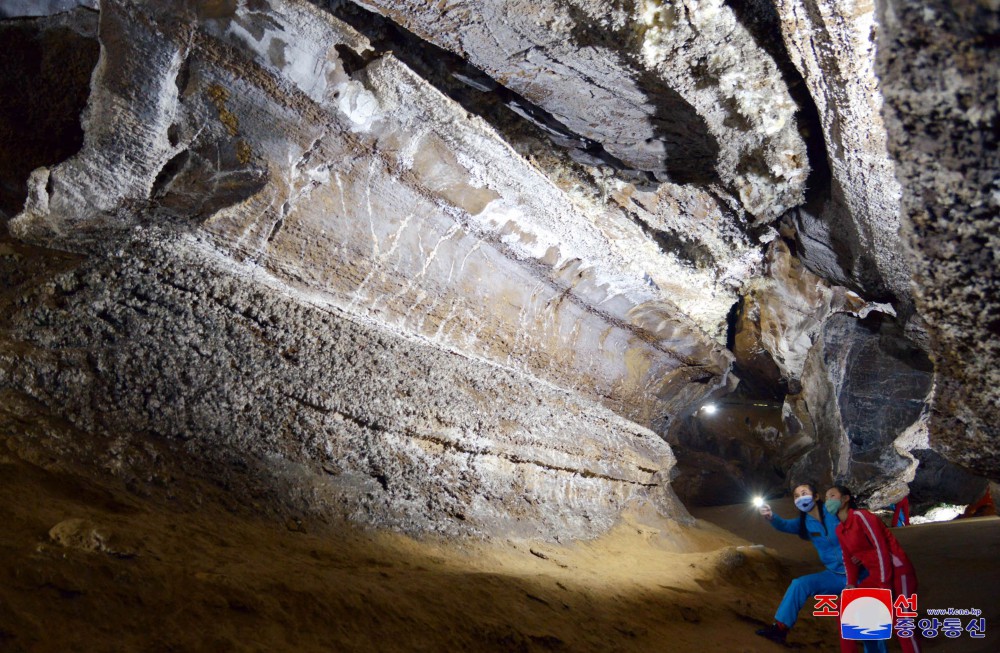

{"left": 892, "top": 497, "right": 910, "bottom": 526}
{"left": 836, "top": 508, "right": 915, "bottom": 587}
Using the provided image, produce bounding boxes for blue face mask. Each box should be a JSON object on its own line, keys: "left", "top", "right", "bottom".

{"left": 825, "top": 498, "right": 842, "bottom": 515}
{"left": 795, "top": 495, "right": 816, "bottom": 512}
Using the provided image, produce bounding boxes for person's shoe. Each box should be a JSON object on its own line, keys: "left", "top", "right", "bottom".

{"left": 755, "top": 623, "right": 788, "bottom": 644}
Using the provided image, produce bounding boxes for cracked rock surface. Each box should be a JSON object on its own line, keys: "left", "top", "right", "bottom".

{"left": 776, "top": 0, "right": 909, "bottom": 303}
{"left": 0, "top": 0, "right": 997, "bottom": 544}
{"left": 339, "top": 0, "right": 808, "bottom": 221}
{"left": 1, "top": 0, "right": 717, "bottom": 538}
{"left": 1, "top": 231, "right": 681, "bottom": 538}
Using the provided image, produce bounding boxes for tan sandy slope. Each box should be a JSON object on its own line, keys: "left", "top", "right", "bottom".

{"left": 1, "top": 451, "right": 996, "bottom": 652}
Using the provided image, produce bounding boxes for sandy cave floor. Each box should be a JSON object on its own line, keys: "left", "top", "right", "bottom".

{"left": 0, "top": 450, "right": 997, "bottom": 653}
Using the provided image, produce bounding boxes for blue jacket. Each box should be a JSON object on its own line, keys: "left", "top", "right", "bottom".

{"left": 771, "top": 505, "right": 846, "bottom": 575}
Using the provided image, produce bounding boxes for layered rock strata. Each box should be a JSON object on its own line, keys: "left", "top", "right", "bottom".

{"left": 339, "top": 0, "right": 809, "bottom": 221}
{"left": 9, "top": 0, "right": 736, "bottom": 429}
{"left": 0, "top": 232, "right": 682, "bottom": 538}
{"left": 0, "top": 0, "right": 749, "bottom": 536}
{"left": 1, "top": 0, "right": 996, "bottom": 535}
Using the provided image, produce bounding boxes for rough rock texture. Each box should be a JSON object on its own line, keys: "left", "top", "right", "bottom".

{"left": 732, "top": 239, "right": 884, "bottom": 394}
{"left": 775, "top": 0, "right": 908, "bottom": 302}
{"left": 1, "top": 0, "right": 997, "bottom": 540}
{"left": 0, "top": 0, "right": 767, "bottom": 538}
{"left": 340, "top": 0, "right": 809, "bottom": 221}
{"left": 785, "top": 313, "right": 933, "bottom": 497}
{"left": 877, "top": 0, "right": 1000, "bottom": 481}
{"left": 0, "top": 0, "right": 97, "bottom": 18}
{"left": 0, "top": 231, "right": 680, "bottom": 538}
{"left": 670, "top": 237, "right": 932, "bottom": 504}
{"left": 9, "top": 0, "right": 735, "bottom": 431}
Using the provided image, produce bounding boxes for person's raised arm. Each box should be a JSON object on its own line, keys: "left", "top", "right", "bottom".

{"left": 767, "top": 511, "right": 800, "bottom": 534}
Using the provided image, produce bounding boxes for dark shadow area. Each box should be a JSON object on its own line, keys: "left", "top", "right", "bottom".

{"left": 0, "top": 444, "right": 848, "bottom": 652}
{"left": 908, "top": 448, "right": 989, "bottom": 511}
{"left": 0, "top": 11, "right": 98, "bottom": 219}
{"left": 558, "top": 1, "right": 722, "bottom": 185}
{"left": 632, "top": 66, "right": 721, "bottom": 186}
{"left": 669, "top": 386, "right": 788, "bottom": 507}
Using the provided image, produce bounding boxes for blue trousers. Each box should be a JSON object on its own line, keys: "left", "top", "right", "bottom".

{"left": 775, "top": 570, "right": 886, "bottom": 652}
{"left": 775, "top": 569, "right": 847, "bottom": 628}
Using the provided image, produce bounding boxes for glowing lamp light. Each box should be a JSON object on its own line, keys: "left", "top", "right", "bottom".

{"left": 701, "top": 403, "right": 717, "bottom": 415}
{"left": 753, "top": 496, "right": 764, "bottom": 508}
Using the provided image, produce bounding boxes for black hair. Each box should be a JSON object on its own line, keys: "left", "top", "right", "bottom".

{"left": 794, "top": 481, "right": 821, "bottom": 541}
{"left": 832, "top": 485, "right": 857, "bottom": 509}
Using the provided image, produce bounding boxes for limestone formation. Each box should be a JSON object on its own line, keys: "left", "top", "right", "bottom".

{"left": 733, "top": 240, "right": 885, "bottom": 392}
{"left": 9, "top": 0, "right": 735, "bottom": 430}
{"left": 712, "top": 240, "right": 925, "bottom": 502}
{"left": 877, "top": 0, "right": 1000, "bottom": 481}
{"left": 785, "top": 313, "right": 933, "bottom": 498}
{"left": 341, "top": 0, "right": 809, "bottom": 221}
{"left": 0, "top": 232, "right": 681, "bottom": 538}
{"left": 1, "top": 0, "right": 731, "bottom": 538}
{"left": 775, "top": 0, "right": 909, "bottom": 302}
{"left": 0, "top": 0, "right": 997, "bottom": 543}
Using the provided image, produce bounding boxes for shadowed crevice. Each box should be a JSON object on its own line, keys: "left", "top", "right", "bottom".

{"left": 0, "top": 10, "right": 99, "bottom": 218}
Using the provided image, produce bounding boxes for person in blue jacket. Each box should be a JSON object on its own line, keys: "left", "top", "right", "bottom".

{"left": 755, "top": 481, "right": 849, "bottom": 645}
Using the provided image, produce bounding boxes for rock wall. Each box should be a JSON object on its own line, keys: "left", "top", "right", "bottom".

{"left": 339, "top": 0, "right": 808, "bottom": 221}
{"left": 787, "top": 313, "right": 933, "bottom": 496}
{"left": 9, "top": 0, "right": 736, "bottom": 430}
{"left": 1, "top": 0, "right": 996, "bottom": 534}
{"left": 0, "top": 231, "right": 682, "bottom": 538}
{"left": 0, "top": 0, "right": 734, "bottom": 537}
{"left": 877, "top": 0, "right": 1000, "bottom": 481}
{"left": 721, "top": 240, "right": 931, "bottom": 500}
{"left": 775, "top": 0, "right": 908, "bottom": 302}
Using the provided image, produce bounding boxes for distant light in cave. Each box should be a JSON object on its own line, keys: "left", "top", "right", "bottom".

{"left": 700, "top": 403, "right": 717, "bottom": 415}
{"left": 910, "top": 504, "right": 968, "bottom": 524}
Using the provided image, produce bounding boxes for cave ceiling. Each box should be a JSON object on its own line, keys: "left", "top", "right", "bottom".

{"left": 0, "top": 0, "right": 996, "bottom": 530}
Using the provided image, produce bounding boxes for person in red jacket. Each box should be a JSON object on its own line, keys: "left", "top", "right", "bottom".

{"left": 826, "top": 485, "right": 922, "bottom": 653}
{"left": 890, "top": 495, "right": 910, "bottom": 527}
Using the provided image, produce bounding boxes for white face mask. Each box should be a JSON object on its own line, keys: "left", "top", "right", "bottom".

{"left": 794, "top": 495, "right": 816, "bottom": 512}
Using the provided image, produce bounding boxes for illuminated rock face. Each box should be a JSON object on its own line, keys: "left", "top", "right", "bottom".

{"left": 775, "top": 0, "right": 909, "bottom": 302}
{"left": 0, "top": 0, "right": 996, "bottom": 534}
{"left": 9, "top": 0, "right": 735, "bottom": 427}
{"left": 685, "top": 240, "right": 934, "bottom": 505}
{"left": 343, "top": 0, "right": 809, "bottom": 221}
{"left": 0, "top": 234, "right": 679, "bottom": 538}
{"left": 1, "top": 0, "right": 733, "bottom": 536}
